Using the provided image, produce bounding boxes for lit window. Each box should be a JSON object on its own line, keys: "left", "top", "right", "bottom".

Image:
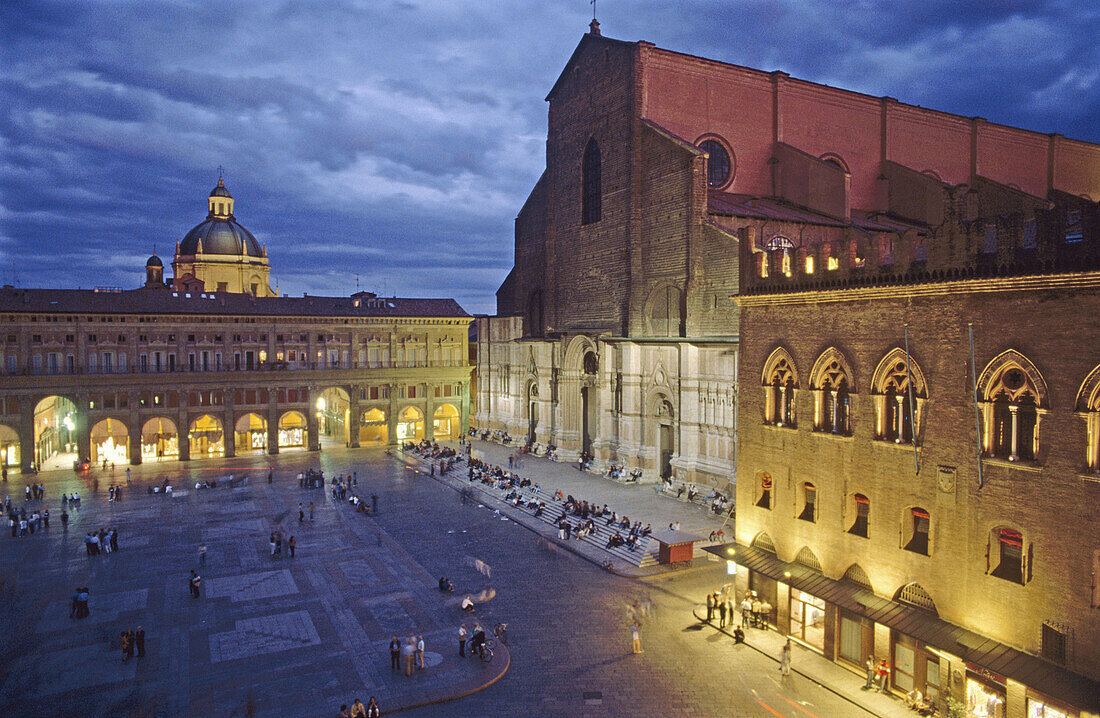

{"left": 989, "top": 527, "right": 1025, "bottom": 584}
{"left": 849, "top": 494, "right": 869, "bottom": 537}
{"left": 798, "top": 483, "right": 816, "bottom": 522}
{"left": 804, "top": 255, "right": 814, "bottom": 274}
{"left": 756, "top": 473, "right": 772, "bottom": 509}
{"left": 827, "top": 256, "right": 839, "bottom": 271}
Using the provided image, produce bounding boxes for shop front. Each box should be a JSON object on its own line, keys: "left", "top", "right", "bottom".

{"left": 748, "top": 571, "right": 778, "bottom": 628}
{"left": 892, "top": 632, "right": 943, "bottom": 703}
{"left": 789, "top": 589, "right": 826, "bottom": 652}
{"left": 966, "top": 664, "right": 1007, "bottom": 718}
{"left": 1026, "top": 692, "right": 1076, "bottom": 718}
{"left": 836, "top": 609, "right": 874, "bottom": 669}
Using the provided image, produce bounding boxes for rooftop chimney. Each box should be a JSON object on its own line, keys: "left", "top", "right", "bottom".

{"left": 589, "top": 18, "right": 601, "bottom": 36}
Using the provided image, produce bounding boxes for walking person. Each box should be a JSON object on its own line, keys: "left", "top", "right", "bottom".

{"left": 458, "top": 624, "right": 467, "bottom": 657}
{"left": 780, "top": 638, "right": 792, "bottom": 675}
{"left": 718, "top": 595, "right": 728, "bottom": 627}
{"left": 389, "top": 637, "right": 400, "bottom": 671}
{"left": 401, "top": 635, "right": 415, "bottom": 676}
{"left": 288, "top": 535, "right": 296, "bottom": 557}
{"left": 298, "top": 502, "right": 304, "bottom": 523}
{"left": 309, "top": 501, "right": 314, "bottom": 520}
{"left": 631, "top": 623, "right": 643, "bottom": 654}
{"left": 135, "top": 626, "right": 146, "bottom": 657}
{"left": 121, "top": 630, "right": 132, "bottom": 662}
{"left": 189, "top": 570, "right": 201, "bottom": 598}
{"left": 706, "top": 592, "right": 715, "bottom": 622}
{"left": 198, "top": 543, "right": 207, "bottom": 566}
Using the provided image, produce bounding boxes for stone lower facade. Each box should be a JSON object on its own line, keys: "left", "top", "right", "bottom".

{"left": 474, "top": 316, "right": 735, "bottom": 488}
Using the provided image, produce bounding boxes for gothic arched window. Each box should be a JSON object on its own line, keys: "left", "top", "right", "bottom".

{"left": 762, "top": 348, "right": 798, "bottom": 428}
{"left": 810, "top": 349, "right": 854, "bottom": 435}
{"left": 582, "top": 139, "right": 601, "bottom": 225}
{"left": 977, "top": 351, "right": 1048, "bottom": 462}
{"left": 871, "top": 349, "right": 927, "bottom": 445}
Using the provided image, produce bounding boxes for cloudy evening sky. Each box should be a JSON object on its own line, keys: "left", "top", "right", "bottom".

{"left": 2, "top": 0, "right": 1098, "bottom": 313}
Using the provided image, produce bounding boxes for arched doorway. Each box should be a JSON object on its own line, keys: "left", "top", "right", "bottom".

{"left": 0, "top": 424, "right": 20, "bottom": 471}
{"left": 397, "top": 406, "right": 424, "bottom": 442}
{"left": 90, "top": 418, "right": 129, "bottom": 465}
{"left": 359, "top": 407, "right": 387, "bottom": 445}
{"left": 655, "top": 398, "right": 675, "bottom": 479}
{"left": 141, "top": 417, "right": 178, "bottom": 461}
{"left": 580, "top": 350, "right": 598, "bottom": 455}
{"left": 33, "top": 396, "right": 78, "bottom": 470}
{"left": 317, "top": 387, "right": 351, "bottom": 446}
{"left": 278, "top": 411, "right": 307, "bottom": 450}
{"left": 526, "top": 382, "right": 539, "bottom": 443}
{"left": 188, "top": 414, "right": 224, "bottom": 458}
{"left": 235, "top": 412, "right": 267, "bottom": 454}
{"left": 433, "top": 403, "right": 459, "bottom": 440}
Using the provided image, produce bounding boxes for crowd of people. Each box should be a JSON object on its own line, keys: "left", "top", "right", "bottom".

{"left": 118, "top": 626, "right": 146, "bottom": 662}
{"left": 84, "top": 527, "right": 119, "bottom": 555}
{"left": 267, "top": 529, "right": 296, "bottom": 558}
{"left": 298, "top": 468, "right": 326, "bottom": 489}
{"left": 338, "top": 697, "right": 381, "bottom": 717}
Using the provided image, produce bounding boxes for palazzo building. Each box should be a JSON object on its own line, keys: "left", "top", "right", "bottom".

{"left": 480, "top": 23, "right": 1100, "bottom": 717}
{"left": 0, "top": 178, "right": 472, "bottom": 472}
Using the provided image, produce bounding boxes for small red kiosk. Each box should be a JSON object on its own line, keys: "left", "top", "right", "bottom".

{"left": 651, "top": 529, "right": 701, "bottom": 564}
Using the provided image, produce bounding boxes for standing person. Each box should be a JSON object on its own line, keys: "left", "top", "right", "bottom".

{"left": 288, "top": 535, "right": 296, "bottom": 557}
{"left": 309, "top": 501, "right": 314, "bottom": 520}
{"left": 389, "top": 637, "right": 400, "bottom": 671}
{"left": 706, "top": 592, "right": 715, "bottom": 622}
{"left": 126, "top": 467, "right": 131, "bottom": 482}
{"left": 458, "top": 624, "right": 467, "bottom": 657}
{"left": 189, "top": 570, "right": 201, "bottom": 598}
{"left": 876, "top": 659, "right": 890, "bottom": 692}
{"left": 631, "top": 623, "right": 642, "bottom": 654}
{"left": 269, "top": 532, "right": 277, "bottom": 558}
{"left": 60, "top": 508, "right": 68, "bottom": 530}
{"left": 864, "top": 655, "right": 876, "bottom": 690}
{"left": 780, "top": 638, "right": 792, "bottom": 675}
{"left": 135, "top": 626, "right": 146, "bottom": 657}
{"left": 415, "top": 636, "right": 425, "bottom": 669}
{"left": 401, "top": 635, "right": 415, "bottom": 676}
{"left": 298, "top": 503, "right": 304, "bottom": 523}
{"left": 121, "top": 630, "right": 132, "bottom": 662}
{"left": 718, "top": 595, "right": 728, "bottom": 628}
{"left": 198, "top": 543, "right": 207, "bottom": 565}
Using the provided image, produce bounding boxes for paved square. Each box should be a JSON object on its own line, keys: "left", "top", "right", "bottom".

{"left": 205, "top": 569, "right": 299, "bottom": 602}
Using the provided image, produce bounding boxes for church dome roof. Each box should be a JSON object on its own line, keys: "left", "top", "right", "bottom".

{"left": 180, "top": 218, "right": 263, "bottom": 257}
{"left": 146, "top": 254, "right": 163, "bottom": 267}
{"left": 209, "top": 177, "right": 232, "bottom": 198}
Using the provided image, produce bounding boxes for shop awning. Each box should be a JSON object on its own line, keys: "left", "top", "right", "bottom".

{"left": 705, "top": 541, "right": 1100, "bottom": 712}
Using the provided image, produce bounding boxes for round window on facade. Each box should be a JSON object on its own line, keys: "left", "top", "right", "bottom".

{"left": 699, "top": 138, "right": 732, "bottom": 189}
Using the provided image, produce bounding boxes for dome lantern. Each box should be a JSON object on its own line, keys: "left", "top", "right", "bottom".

{"left": 208, "top": 175, "right": 234, "bottom": 218}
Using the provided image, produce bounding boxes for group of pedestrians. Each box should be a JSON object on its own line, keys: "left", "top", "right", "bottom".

{"left": 24, "top": 484, "right": 47, "bottom": 501}
{"left": 107, "top": 484, "right": 124, "bottom": 502}
{"left": 388, "top": 635, "right": 426, "bottom": 676}
{"left": 84, "top": 527, "right": 119, "bottom": 555}
{"left": 119, "top": 627, "right": 146, "bottom": 661}
{"left": 69, "top": 587, "right": 91, "bottom": 618}
{"left": 8, "top": 506, "right": 49, "bottom": 536}
{"left": 268, "top": 530, "right": 296, "bottom": 558}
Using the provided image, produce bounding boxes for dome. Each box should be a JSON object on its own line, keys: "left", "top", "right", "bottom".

{"left": 179, "top": 217, "right": 263, "bottom": 257}
{"left": 146, "top": 254, "right": 163, "bottom": 267}
{"left": 209, "top": 177, "right": 232, "bottom": 198}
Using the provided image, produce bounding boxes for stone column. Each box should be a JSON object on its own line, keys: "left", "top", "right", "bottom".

{"left": 307, "top": 389, "right": 321, "bottom": 451}
{"left": 223, "top": 399, "right": 236, "bottom": 459}
{"left": 387, "top": 383, "right": 399, "bottom": 445}
{"left": 128, "top": 402, "right": 143, "bottom": 466}
{"left": 18, "top": 397, "right": 35, "bottom": 474}
{"left": 1009, "top": 405, "right": 1019, "bottom": 460}
{"left": 266, "top": 398, "right": 279, "bottom": 456}
{"left": 74, "top": 400, "right": 91, "bottom": 465}
{"left": 460, "top": 381, "right": 471, "bottom": 436}
{"left": 178, "top": 404, "right": 191, "bottom": 461}
{"left": 347, "top": 390, "right": 361, "bottom": 448}
{"left": 424, "top": 384, "right": 435, "bottom": 441}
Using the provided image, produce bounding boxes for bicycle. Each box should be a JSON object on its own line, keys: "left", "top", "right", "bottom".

{"left": 469, "top": 637, "right": 494, "bottom": 663}
{"left": 493, "top": 622, "right": 508, "bottom": 646}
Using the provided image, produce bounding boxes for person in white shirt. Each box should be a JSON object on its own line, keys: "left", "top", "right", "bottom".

{"left": 461, "top": 595, "right": 475, "bottom": 612}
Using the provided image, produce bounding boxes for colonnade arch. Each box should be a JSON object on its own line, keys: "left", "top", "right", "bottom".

{"left": 433, "top": 403, "right": 460, "bottom": 440}
{"left": 33, "top": 395, "right": 79, "bottom": 470}
{"left": 90, "top": 417, "right": 129, "bottom": 465}
{"left": 0, "top": 424, "right": 20, "bottom": 471}
{"left": 398, "top": 406, "right": 424, "bottom": 442}
{"left": 141, "top": 417, "right": 178, "bottom": 461}
{"left": 316, "top": 386, "right": 352, "bottom": 446}
{"left": 189, "top": 414, "right": 225, "bottom": 458}
{"left": 234, "top": 412, "right": 268, "bottom": 454}
{"left": 359, "top": 407, "right": 387, "bottom": 445}
{"left": 278, "top": 411, "right": 307, "bottom": 450}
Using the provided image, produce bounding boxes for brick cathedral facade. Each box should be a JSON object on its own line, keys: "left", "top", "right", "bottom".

{"left": 478, "top": 24, "right": 1100, "bottom": 718}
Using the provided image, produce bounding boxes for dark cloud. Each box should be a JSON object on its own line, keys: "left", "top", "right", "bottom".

{"left": 2, "top": 0, "right": 1096, "bottom": 313}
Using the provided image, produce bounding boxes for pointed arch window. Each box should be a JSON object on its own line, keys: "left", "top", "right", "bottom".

{"left": 810, "top": 350, "right": 854, "bottom": 435}
{"left": 872, "top": 350, "right": 927, "bottom": 445}
{"left": 904, "top": 507, "right": 930, "bottom": 555}
{"left": 762, "top": 349, "right": 798, "bottom": 428}
{"left": 849, "top": 493, "right": 869, "bottom": 537}
{"left": 977, "top": 352, "right": 1048, "bottom": 463}
{"left": 582, "top": 139, "right": 601, "bottom": 225}
{"left": 988, "top": 526, "right": 1028, "bottom": 584}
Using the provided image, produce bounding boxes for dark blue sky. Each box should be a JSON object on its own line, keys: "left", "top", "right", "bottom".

{"left": 3, "top": 1, "right": 1097, "bottom": 313}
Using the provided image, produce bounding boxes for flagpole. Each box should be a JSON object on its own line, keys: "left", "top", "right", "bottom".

{"left": 904, "top": 324, "right": 919, "bottom": 474}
